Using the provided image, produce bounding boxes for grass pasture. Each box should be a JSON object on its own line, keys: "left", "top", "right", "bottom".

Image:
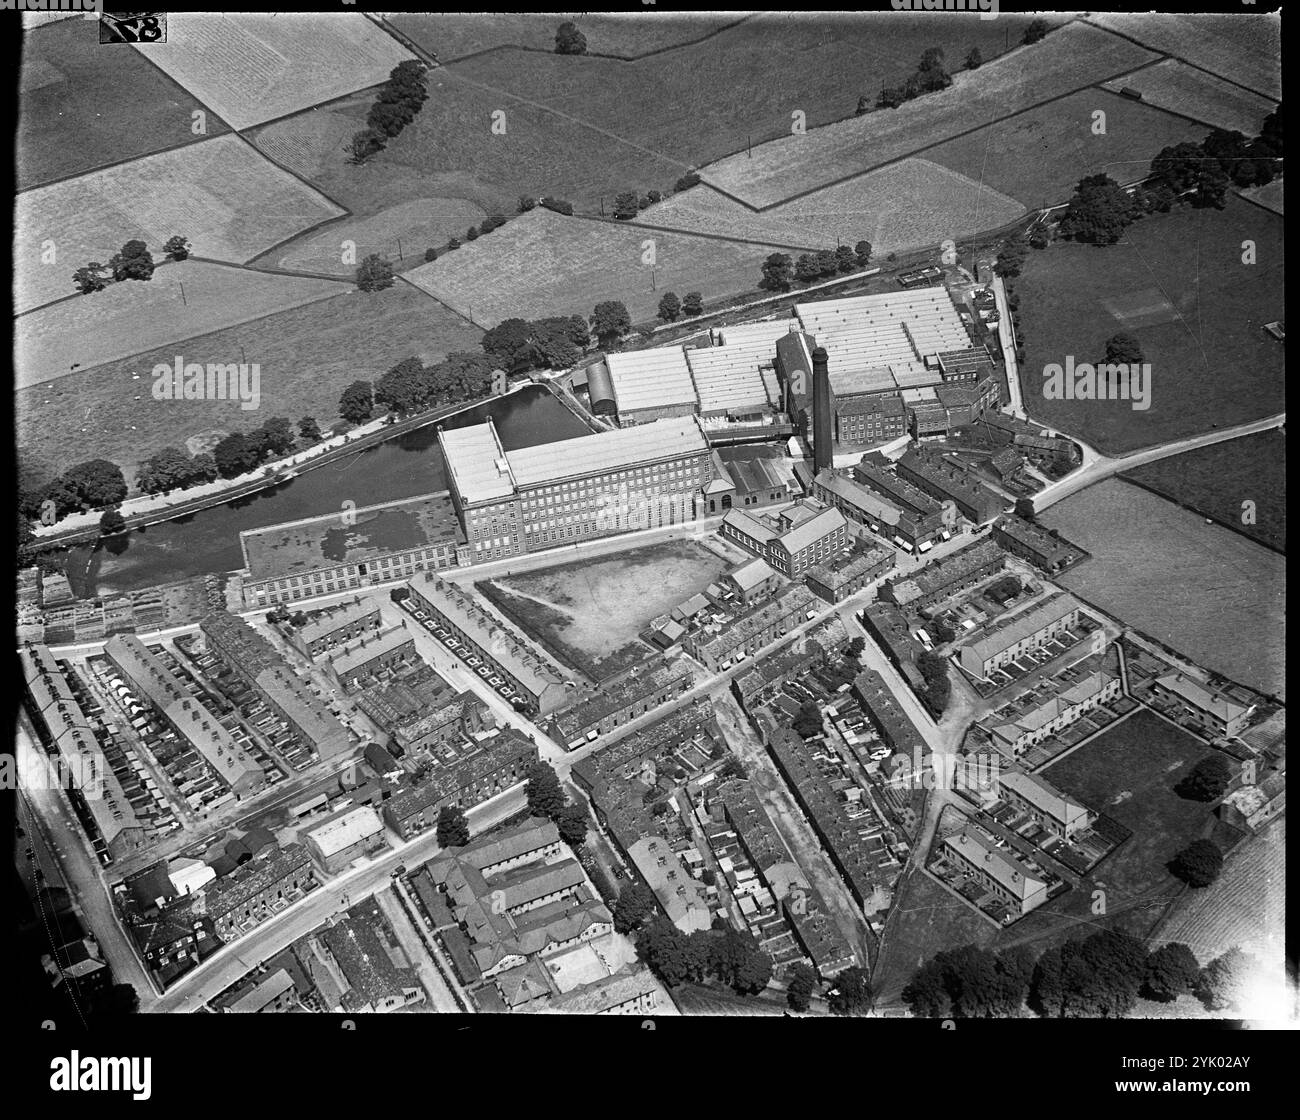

{"left": 18, "top": 14, "right": 229, "bottom": 191}
{"left": 636, "top": 159, "right": 1025, "bottom": 254}
{"left": 1087, "top": 12, "right": 1281, "bottom": 101}
{"left": 403, "top": 207, "right": 786, "bottom": 327}
{"left": 1240, "top": 179, "right": 1284, "bottom": 216}
{"left": 1122, "top": 430, "right": 1287, "bottom": 553}
{"left": 16, "top": 284, "right": 481, "bottom": 483}
{"left": 700, "top": 22, "right": 1158, "bottom": 209}
{"left": 132, "top": 11, "right": 413, "bottom": 131}
{"left": 1014, "top": 196, "right": 1284, "bottom": 454}
{"left": 924, "top": 90, "right": 1206, "bottom": 210}
{"left": 266, "top": 198, "right": 488, "bottom": 276}
{"left": 1040, "top": 479, "right": 1285, "bottom": 699}
{"left": 388, "top": 11, "right": 754, "bottom": 61}
{"left": 1100, "top": 60, "right": 1277, "bottom": 137}
{"left": 476, "top": 540, "right": 729, "bottom": 681}
{"left": 15, "top": 133, "right": 345, "bottom": 314}
{"left": 1035, "top": 708, "right": 1218, "bottom": 938}
{"left": 15, "top": 261, "right": 350, "bottom": 391}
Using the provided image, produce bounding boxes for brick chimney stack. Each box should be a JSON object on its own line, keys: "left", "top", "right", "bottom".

{"left": 812, "top": 346, "right": 833, "bottom": 475}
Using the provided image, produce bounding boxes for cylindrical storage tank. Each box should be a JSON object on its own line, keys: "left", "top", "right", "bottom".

{"left": 585, "top": 360, "right": 617, "bottom": 416}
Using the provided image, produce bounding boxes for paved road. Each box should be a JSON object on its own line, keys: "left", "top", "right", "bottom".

{"left": 374, "top": 885, "right": 462, "bottom": 1013}
{"left": 151, "top": 784, "right": 525, "bottom": 1012}
{"left": 1031, "top": 412, "right": 1285, "bottom": 513}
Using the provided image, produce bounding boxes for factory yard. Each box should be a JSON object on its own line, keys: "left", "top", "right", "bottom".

{"left": 476, "top": 540, "right": 730, "bottom": 681}
{"left": 1041, "top": 480, "right": 1285, "bottom": 700}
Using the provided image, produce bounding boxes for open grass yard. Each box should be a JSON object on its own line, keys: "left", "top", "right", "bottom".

{"left": 872, "top": 862, "right": 997, "bottom": 1004}
{"left": 18, "top": 15, "right": 229, "bottom": 191}
{"left": 1100, "top": 60, "right": 1277, "bottom": 137}
{"left": 636, "top": 159, "right": 1025, "bottom": 254}
{"left": 701, "top": 22, "right": 1157, "bottom": 209}
{"left": 265, "top": 198, "right": 488, "bottom": 276}
{"left": 1153, "top": 817, "right": 1285, "bottom": 969}
{"left": 1087, "top": 12, "right": 1281, "bottom": 101}
{"left": 1040, "top": 479, "right": 1285, "bottom": 700}
{"left": 924, "top": 90, "right": 1206, "bottom": 211}
{"left": 16, "top": 284, "right": 481, "bottom": 484}
{"left": 1015, "top": 197, "right": 1284, "bottom": 454}
{"left": 404, "top": 207, "right": 786, "bottom": 327}
{"left": 388, "top": 12, "right": 755, "bottom": 62}
{"left": 15, "top": 134, "right": 345, "bottom": 314}
{"left": 1026, "top": 709, "right": 1220, "bottom": 942}
{"left": 477, "top": 540, "right": 729, "bottom": 680}
{"left": 15, "top": 261, "right": 350, "bottom": 391}
{"left": 1240, "top": 179, "right": 1284, "bottom": 216}
{"left": 1122, "top": 430, "right": 1287, "bottom": 553}
{"left": 131, "top": 11, "right": 413, "bottom": 131}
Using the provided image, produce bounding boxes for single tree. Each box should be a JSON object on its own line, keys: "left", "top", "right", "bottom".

{"left": 1103, "top": 331, "right": 1145, "bottom": 368}
{"left": 855, "top": 95, "right": 871, "bottom": 116}
{"left": 212, "top": 433, "right": 258, "bottom": 478}
{"left": 854, "top": 239, "right": 873, "bottom": 268}
{"left": 682, "top": 291, "right": 704, "bottom": 317}
{"left": 828, "top": 966, "right": 873, "bottom": 1015}
{"left": 835, "top": 245, "right": 857, "bottom": 273}
{"left": 447, "top": 236, "right": 462, "bottom": 251}
{"left": 109, "top": 239, "right": 155, "bottom": 282}
{"left": 436, "top": 805, "right": 470, "bottom": 848}
{"left": 903, "top": 957, "right": 951, "bottom": 1017}
{"left": 1058, "top": 173, "right": 1138, "bottom": 246}
{"left": 590, "top": 300, "right": 632, "bottom": 348}
{"left": 136, "top": 447, "right": 193, "bottom": 495}
{"left": 424, "top": 247, "right": 438, "bottom": 262}
{"left": 793, "top": 701, "right": 824, "bottom": 739}
{"left": 162, "top": 235, "right": 191, "bottom": 261}
{"left": 1175, "top": 754, "right": 1234, "bottom": 802}
{"left": 1144, "top": 943, "right": 1201, "bottom": 1002}
{"left": 346, "top": 128, "right": 386, "bottom": 163}
{"left": 965, "top": 46, "right": 983, "bottom": 69}
{"left": 99, "top": 508, "right": 127, "bottom": 536}
{"left": 72, "top": 262, "right": 110, "bottom": 295}
{"left": 1198, "top": 947, "right": 1258, "bottom": 1012}
{"left": 338, "top": 380, "right": 374, "bottom": 424}
{"left": 657, "top": 291, "right": 682, "bottom": 322}
{"left": 355, "top": 254, "right": 395, "bottom": 292}
{"left": 525, "top": 760, "right": 566, "bottom": 819}
{"left": 555, "top": 20, "right": 588, "bottom": 55}
{"left": 612, "top": 191, "right": 640, "bottom": 220}
{"left": 795, "top": 253, "right": 822, "bottom": 283}
{"left": 675, "top": 171, "right": 702, "bottom": 191}
{"left": 465, "top": 226, "right": 479, "bottom": 241}
{"left": 719, "top": 756, "right": 747, "bottom": 780}
{"left": 517, "top": 195, "right": 537, "bottom": 212}
{"left": 298, "top": 417, "right": 322, "bottom": 443}
{"left": 1170, "top": 838, "right": 1224, "bottom": 888}
{"left": 63, "top": 459, "right": 128, "bottom": 508}
{"left": 787, "top": 962, "right": 817, "bottom": 1011}
{"left": 612, "top": 882, "right": 657, "bottom": 934}
{"left": 1022, "top": 19, "right": 1050, "bottom": 44}
{"left": 760, "top": 252, "right": 795, "bottom": 291}
{"left": 816, "top": 248, "right": 840, "bottom": 278}
{"left": 556, "top": 801, "right": 589, "bottom": 848}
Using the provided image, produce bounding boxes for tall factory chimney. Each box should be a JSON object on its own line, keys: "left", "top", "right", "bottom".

{"left": 812, "top": 346, "right": 833, "bottom": 474}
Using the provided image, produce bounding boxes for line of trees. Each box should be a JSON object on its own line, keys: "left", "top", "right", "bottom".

{"left": 656, "top": 290, "right": 704, "bottom": 322}
{"left": 635, "top": 914, "right": 774, "bottom": 995}
{"left": 72, "top": 236, "right": 189, "bottom": 295}
{"left": 903, "top": 930, "right": 1259, "bottom": 1018}
{"left": 760, "top": 240, "right": 872, "bottom": 292}
{"left": 482, "top": 314, "right": 591, "bottom": 372}
{"left": 347, "top": 60, "right": 429, "bottom": 163}
{"left": 364, "top": 350, "right": 499, "bottom": 418}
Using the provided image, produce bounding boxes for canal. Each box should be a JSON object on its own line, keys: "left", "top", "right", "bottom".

{"left": 66, "top": 386, "right": 595, "bottom": 597}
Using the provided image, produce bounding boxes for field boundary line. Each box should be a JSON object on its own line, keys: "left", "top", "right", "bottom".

{"left": 239, "top": 82, "right": 385, "bottom": 140}
{"left": 187, "top": 255, "right": 355, "bottom": 287}
{"left": 394, "top": 273, "right": 485, "bottom": 330}
{"left": 17, "top": 129, "right": 234, "bottom": 196}
{"left": 1115, "top": 475, "right": 1286, "bottom": 558}
{"left": 1077, "top": 16, "right": 1281, "bottom": 103}
{"left": 575, "top": 210, "right": 819, "bottom": 253}
{"left": 1232, "top": 184, "right": 1285, "bottom": 218}
{"left": 383, "top": 12, "right": 761, "bottom": 67}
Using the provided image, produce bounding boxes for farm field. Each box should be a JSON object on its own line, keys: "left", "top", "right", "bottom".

{"left": 16, "top": 284, "right": 481, "bottom": 484}
{"left": 15, "top": 133, "right": 345, "bottom": 314}
{"left": 1122, "top": 430, "right": 1287, "bottom": 553}
{"left": 15, "top": 261, "right": 350, "bottom": 391}
{"left": 130, "top": 11, "right": 413, "bottom": 131}
{"left": 265, "top": 198, "right": 488, "bottom": 276}
{"left": 476, "top": 540, "right": 729, "bottom": 681}
{"left": 1040, "top": 479, "right": 1285, "bottom": 699}
{"left": 700, "top": 22, "right": 1158, "bottom": 209}
{"left": 1100, "top": 60, "right": 1277, "bottom": 137}
{"left": 924, "top": 90, "right": 1206, "bottom": 210}
{"left": 1014, "top": 196, "right": 1284, "bottom": 454}
{"left": 636, "top": 159, "right": 1025, "bottom": 254}
{"left": 261, "top": 10, "right": 1061, "bottom": 228}
{"left": 18, "top": 15, "right": 229, "bottom": 191}
{"left": 1153, "top": 817, "right": 1285, "bottom": 970}
{"left": 388, "top": 11, "right": 755, "bottom": 61}
{"left": 1087, "top": 12, "right": 1282, "bottom": 101}
{"left": 1038, "top": 708, "right": 1219, "bottom": 939}
{"left": 1241, "top": 179, "right": 1284, "bottom": 216}
{"left": 403, "top": 207, "right": 787, "bottom": 327}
